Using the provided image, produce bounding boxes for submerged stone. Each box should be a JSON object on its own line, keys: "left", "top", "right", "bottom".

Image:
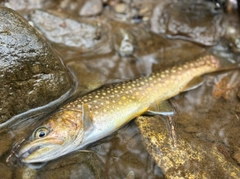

{"left": 30, "top": 9, "right": 108, "bottom": 50}
{"left": 79, "top": 0, "right": 103, "bottom": 16}
{"left": 2, "top": 0, "right": 58, "bottom": 11}
{"left": 150, "top": 0, "right": 224, "bottom": 46}
{"left": 36, "top": 151, "right": 102, "bottom": 179}
{"left": 107, "top": 1, "right": 153, "bottom": 24}
{"left": 0, "top": 163, "right": 12, "bottom": 179}
{"left": 0, "top": 7, "right": 72, "bottom": 124}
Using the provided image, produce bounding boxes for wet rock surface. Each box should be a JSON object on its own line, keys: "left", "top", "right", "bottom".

{"left": 150, "top": 0, "right": 225, "bottom": 46}
{"left": 79, "top": 0, "right": 103, "bottom": 16}
{"left": 106, "top": 0, "right": 154, "bottom": 23}
{"left": 233, "top": 150, "right": 240, "bottom": 164}
{"left": 0, "top": 163, "right": 12, "bottom": 179}
{"left": 0, "top": 132, "right": 13, "bottom": 156}
{"left": 60, "top": 0, "right": 103, "bottom": 17}
{"left": 1, "top": 0, "right": 59, "bottom": 11}
{"left": 32, "top": 152, "right": 102, "bottom": 179}
{"left": 30, "top": 9, "right": 108, "bottom": 50}
{"left": 0, "top": 7, "right": 72, "bottom": 124}
{"left": 0, "top": 0, "right": 240, "bottom": 178}
{"left": 136, "top": 114, "right": 240, "bottom": 178}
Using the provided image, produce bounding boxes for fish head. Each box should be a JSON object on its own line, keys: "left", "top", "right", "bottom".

{"left": 17, "top": 109, "right": 84, "bottom": 163}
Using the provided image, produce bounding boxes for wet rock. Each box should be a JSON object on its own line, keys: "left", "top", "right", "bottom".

{"left": 108, "top": 1, "right": 153, "bottom": 23}
{"left": 151, "top": 0, "right": 224, "bottom": 46}
{"left": 66, "top": 61, "right": 107, "bottom": 96}
{"left": 59, "top": 0, "right": 79, "bottom": 13}
{"left": 0, "top": 132, "right": 13, "bottom": 156}
{"left": 0, "top": 7, "right": 72, "bottom": 124}
{"left": 94, "top": 121, "right": 164, "bottom": 178}
{"left": 0, "top": 163, "right": 12, "bottom": 179}
{"left": 113, "top": 28, "right": 135, "bottom": 57}
{"left": 30, "top": 9, "right": 108, "bottom": 50}
{"left": 212, "top": 71, "right": 240, "bottom": 100}
{"left": 114, "top": 3, "right": 129, "bottom": 14}
{"left": 237, "top": 88, "right": 240, "bottom": 99}
{"left": 184, "top": 126, "right": 198, "bottom": 133}
{"left": 59, "top": 0, "right": 103, "bottom": 17}
{"left": 3, "top": 0, "right": 58, "bottom": 11}
{"left": 21, "top": 167, "right": 37, "bottom": 179}
{"left": 233, "top": 150, "right": 240, "bottom": 165}
{"left": 13, "top": 152, "right": 102, "bottom": 179}
{"left": 124, "top": 170, "right": 135, "bottom": 179}
{"left": 36, "top": 151, "right": 103, "bottom": 179}
{"left": 13, "top": 166, "right": 37, "bottom": 179}
{"left": 79, "top": 0, "right": 103, "bottom": 16}
{"left": 136, "top": 116, "right": 240, "bottom": 178}
{"left": 225, "top": 0, "right": 238, "bottom": 13}
{"left": 224, "top": 24, "right": 240, "bottom": 53}
{"left": 205, "top": 133, "right": 216, "bottom": 142}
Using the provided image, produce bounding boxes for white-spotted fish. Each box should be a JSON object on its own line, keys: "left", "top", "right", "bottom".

{"left": 17, "top": 55, "right": 237, "bottom": 163}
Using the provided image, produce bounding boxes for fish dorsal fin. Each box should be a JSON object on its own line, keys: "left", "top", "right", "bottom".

{"left": 146, "top": 100, "right": 174, "bottom": 116}
{"left": 82, "top": 103, "right": 93, "bottom": 130}
{"left": 181, "top": 76, "right": 204, "bottom": 92}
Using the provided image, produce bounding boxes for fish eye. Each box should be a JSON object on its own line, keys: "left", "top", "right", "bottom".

{"left": 33, "top": 126, "right": 50, "bottom": 139}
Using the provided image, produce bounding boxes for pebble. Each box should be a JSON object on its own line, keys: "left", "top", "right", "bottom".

{"left": 79, "top": 0, "right": 103, "bottom": 16}
{"left": 114, "top": 3, "right": 128, "bottom": 14}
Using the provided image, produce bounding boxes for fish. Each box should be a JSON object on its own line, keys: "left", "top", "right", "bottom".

{"left": 17, "top": 55, "right": 237, "bottom": 163}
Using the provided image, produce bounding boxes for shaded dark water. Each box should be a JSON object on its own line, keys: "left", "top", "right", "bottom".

{"left": 1, "top": 0, "right": 240, "bottom": 178}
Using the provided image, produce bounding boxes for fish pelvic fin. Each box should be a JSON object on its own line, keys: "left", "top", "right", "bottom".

{"left": 146, "top": 100, "right": 174, "bottom": 116}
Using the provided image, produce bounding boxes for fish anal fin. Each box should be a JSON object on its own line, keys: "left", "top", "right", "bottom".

{"left": 146, "top": 100, "right": 174, "bottom": 116}
{"left": 82, "top": 103, "right": 93, "bottom": 130}
{"left": 181, "top": 76, "right": 203, "bottom": 92}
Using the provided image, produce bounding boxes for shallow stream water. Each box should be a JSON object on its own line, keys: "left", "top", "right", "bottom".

{"left": 1, "top": 0, "right": 240, "bottom": 178}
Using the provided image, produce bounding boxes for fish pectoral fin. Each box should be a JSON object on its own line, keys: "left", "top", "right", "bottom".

{"left": 82, "top": 103, "right": 94, "bottom": 130}
{"left": 146, "top": 100, "right": 174, "bottom": 116}
{"left": 181, "top": 76, "right": 203, "bottom": 92}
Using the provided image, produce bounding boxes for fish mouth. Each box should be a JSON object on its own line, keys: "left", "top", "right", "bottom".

{"left": 17, "top": 145, "right": 41, "bottom": 161}
{"left": 16, "top": 137, "right": 65, "bottom": 163}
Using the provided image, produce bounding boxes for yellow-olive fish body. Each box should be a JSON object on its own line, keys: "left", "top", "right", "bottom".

{"left": 17, "top": 55, "right": 236, "bottom": 163}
